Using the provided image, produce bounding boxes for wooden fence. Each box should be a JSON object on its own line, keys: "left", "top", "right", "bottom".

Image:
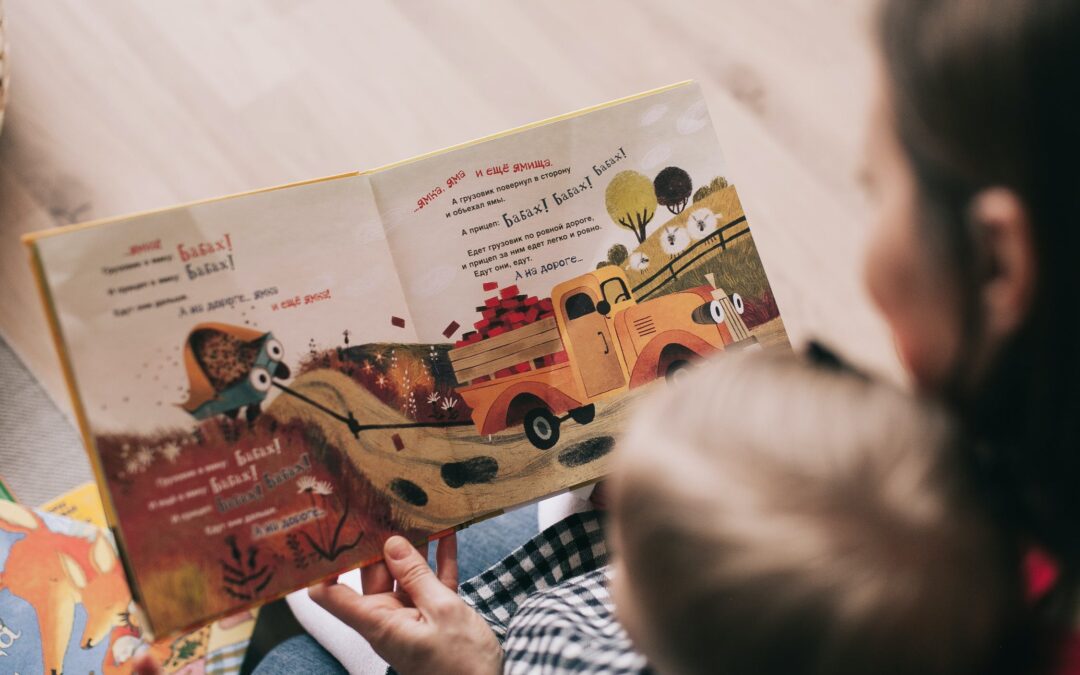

{"left": 630, "top": 215, "right": 749, "bottom": 301}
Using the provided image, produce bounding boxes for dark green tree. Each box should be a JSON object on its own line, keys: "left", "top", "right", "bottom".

{"left": 654, "top": 167, "right": 693, "bottom": 214}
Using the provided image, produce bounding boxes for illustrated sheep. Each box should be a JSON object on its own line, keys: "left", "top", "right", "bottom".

{"left": 628, "top": 252, "right": 651, "bottom": 271}
{"left": 660, "top": 225, "right": 691, "bottom": 257}
{"left": 687, "top": 208, "right": 719, "bottom": 241}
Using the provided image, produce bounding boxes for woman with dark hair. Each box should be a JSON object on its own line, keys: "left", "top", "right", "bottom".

{"left": 867, "top": 0, "right": 1080, "bottom": 649}
{"left": 144, "top": 1, "right": 1080, "bottom": 672}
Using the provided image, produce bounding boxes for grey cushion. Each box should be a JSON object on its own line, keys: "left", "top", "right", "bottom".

{"left": 0, "top": 335, "right": 91, "bottom": 505}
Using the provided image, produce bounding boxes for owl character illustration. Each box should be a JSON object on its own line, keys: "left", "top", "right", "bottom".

{"left": 179, "top": 323, "right": 291, "bottom": 423}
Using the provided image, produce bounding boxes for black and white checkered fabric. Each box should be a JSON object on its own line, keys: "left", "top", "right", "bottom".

{"left": 460, "top": 510, "right": 651, "bottom": 674}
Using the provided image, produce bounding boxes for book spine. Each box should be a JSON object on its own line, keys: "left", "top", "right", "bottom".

{"left": 24, "top": 240, "right": 156, "bottom": 630}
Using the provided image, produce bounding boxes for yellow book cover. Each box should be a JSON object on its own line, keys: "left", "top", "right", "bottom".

{"left": 42, "top": 481, "right": 110, "bottom": 529}
{"left": 23, "top": 81, "right": 788, "bottom": 635}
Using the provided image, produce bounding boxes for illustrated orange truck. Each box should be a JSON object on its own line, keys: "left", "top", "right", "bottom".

{"left": 448, "top": 266, "right": 753, "bottom": 449}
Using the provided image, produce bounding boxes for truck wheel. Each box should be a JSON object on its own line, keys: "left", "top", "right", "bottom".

{"left": 524, "top": 408, "right": 560, "bottom": 450}
{"left": 569, "top": 404, "right": 596, "bottom": 425}
{"left": 665, "top": 359, "right": 692, "bottom": 384}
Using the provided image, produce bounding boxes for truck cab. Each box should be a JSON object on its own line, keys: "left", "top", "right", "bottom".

{"left": 451, "top": 266, "right": 751, "bottom": 450}
{"left": 550, "top": 267, "right": 636, "bottom": 401}
{"left": 552, "top": 265, "right": 743, "bottom": 398}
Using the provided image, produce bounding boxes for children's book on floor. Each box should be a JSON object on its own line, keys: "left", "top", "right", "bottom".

{"left": 1, "top": 495, "right": 257, "bottom": 675}
{"left": 23, "top": 81, "right": 790, "bottom": 636}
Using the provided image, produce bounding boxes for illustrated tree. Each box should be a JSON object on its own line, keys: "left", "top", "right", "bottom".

{"left": 597, "top": 243, "right": 629, "bottom": 269}
{"left": 607, "top": 244, "right": 629, "bottom": 266}
{"left": 654, "top": 167, "right": 693, "bottom": 214}
{"left": 692, "top": 176, "right": 729, "bottom": 204}
{"left": 605, "top": 171, "right": 658, "bottom": 244}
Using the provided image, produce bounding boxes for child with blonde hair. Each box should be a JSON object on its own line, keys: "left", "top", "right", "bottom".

{"left": 610, "top": 349, "right": 1028, "bottom": 675}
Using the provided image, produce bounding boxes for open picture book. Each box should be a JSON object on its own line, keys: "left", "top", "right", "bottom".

{"left": 23, "top": 81, "right": 789, "bottom": 636}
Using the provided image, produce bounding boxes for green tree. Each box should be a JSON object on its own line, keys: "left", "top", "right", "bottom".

{"left": 692, "top": 176, "right": 729, "bottom": 204}
{"left": 607, "top": 244, "right": 629, "bottom": 266}
{"left": 605, "top": 171, "right": 657, "bottom": 244}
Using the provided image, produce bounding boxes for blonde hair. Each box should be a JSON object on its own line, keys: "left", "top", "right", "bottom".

{"left": 612, "top": 350, "right": 1022, "bottom": 675}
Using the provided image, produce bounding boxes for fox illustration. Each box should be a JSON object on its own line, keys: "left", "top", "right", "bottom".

{"left": 0, "top": 501, "right": 132, "bottom": 675}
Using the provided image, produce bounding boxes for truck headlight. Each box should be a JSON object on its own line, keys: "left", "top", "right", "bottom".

{"left": 692, "top": 299, "right": 725, "bottom": 325}
{"left": 731, "top": 293, "right": 745, "bottom": 315}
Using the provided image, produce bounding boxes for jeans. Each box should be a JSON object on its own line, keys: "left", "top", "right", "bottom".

{"left": 252, "top": 504, "right": 538, "bottom": 674}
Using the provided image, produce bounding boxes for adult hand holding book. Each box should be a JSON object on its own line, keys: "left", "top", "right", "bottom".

{"left": 309, "top": 533, "right": 502, "bottom": 675}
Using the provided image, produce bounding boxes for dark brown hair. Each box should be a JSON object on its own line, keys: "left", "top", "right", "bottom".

{"left": 879, "top": 0, "right": 1080, "bottom": 629}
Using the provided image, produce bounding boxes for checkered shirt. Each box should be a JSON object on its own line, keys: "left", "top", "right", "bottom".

{"left": 459, "top": 510, "right": 651, "bottom": 674}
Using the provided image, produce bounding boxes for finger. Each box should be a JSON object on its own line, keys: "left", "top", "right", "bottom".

{"left": 589, "top": 481, "right": 610, "bottom": 510}
{"left": 310, "top": 579, "right": 418, "bottom": 638}
{"left": 131, "top": 654, "right": 164, "bottom": 675}
{"left": 435, "top": 533, "right": 459, "bottom": 591}
{"left": 393, "top": 541, "right": 430, "bottom": 597}
{"left": 383, "top": 535, "right": 458, "bottom": 612}
{"left": 362, "top": 559, "right": 394, "bottom": 595}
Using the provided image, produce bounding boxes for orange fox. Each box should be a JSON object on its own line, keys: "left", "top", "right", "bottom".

{"left": 0, "top": 501, "right": 132, "bottom": 675}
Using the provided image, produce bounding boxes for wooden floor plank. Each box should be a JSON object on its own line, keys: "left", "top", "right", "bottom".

{"left": 0, "top": 1, "right": 900, "bottom": 420}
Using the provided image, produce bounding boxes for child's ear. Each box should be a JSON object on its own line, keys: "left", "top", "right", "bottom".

{"left": 970, "top": 188, "right": 1035, "bottom": 340}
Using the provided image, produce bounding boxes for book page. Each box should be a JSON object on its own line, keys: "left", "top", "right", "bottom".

{"left": 29, "top": 174, "right": 449, "bottom": 635}
{"left": 370, "top": 82, "right": 789, "bottom": 527}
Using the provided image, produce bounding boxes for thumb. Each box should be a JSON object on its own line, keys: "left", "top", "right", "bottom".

{"left": 383, "top": 535, "right": 455, "bottom": 608}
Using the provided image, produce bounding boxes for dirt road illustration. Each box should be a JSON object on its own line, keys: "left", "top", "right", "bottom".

{"left": 268, "top": 368, "right": 647, "bottom": 530}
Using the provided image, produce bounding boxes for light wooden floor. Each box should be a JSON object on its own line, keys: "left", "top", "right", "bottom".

{"left": 0, "top": 0, "right": 899, "bottom": 422}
